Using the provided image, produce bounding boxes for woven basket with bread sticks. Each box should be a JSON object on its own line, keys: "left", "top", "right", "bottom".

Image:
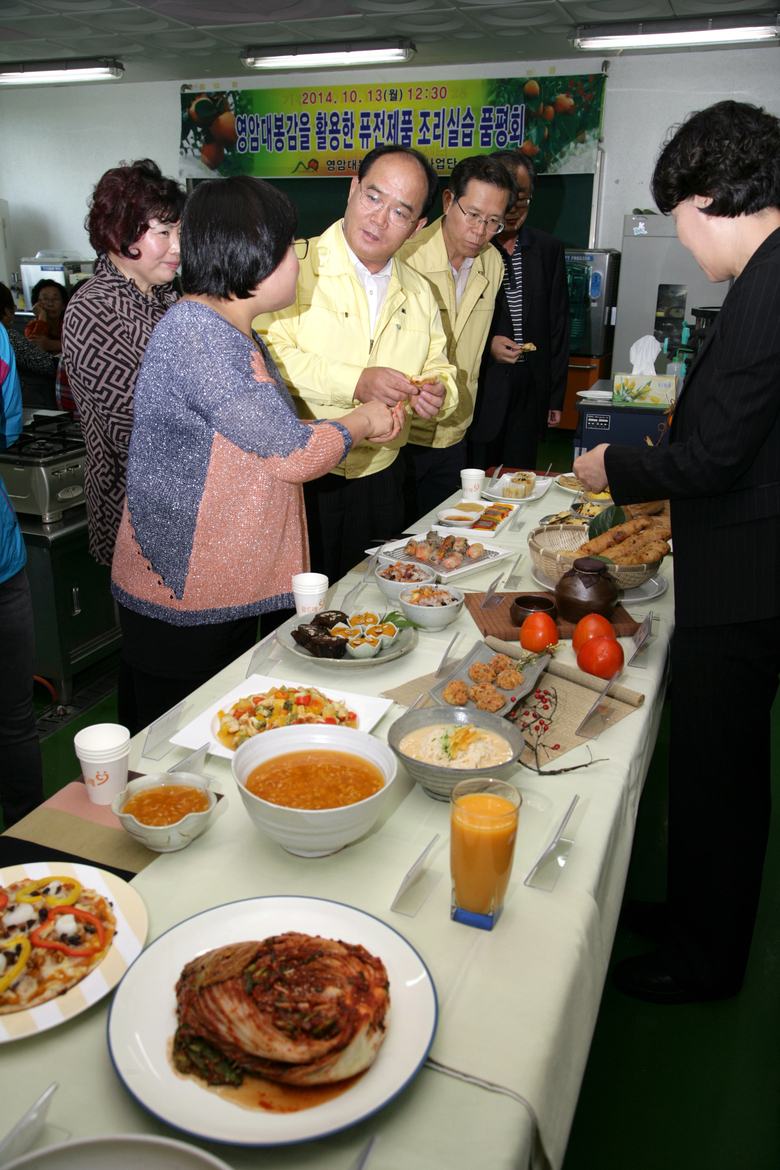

{"left": 528, "top": 500, "right": 671, "bottom": 589}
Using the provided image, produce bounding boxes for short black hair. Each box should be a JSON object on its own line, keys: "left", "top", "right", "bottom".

{"left": 180, "top": 176, "right": 298, "bottom": 299}
{"left": 448, "top": 155, "right": 518, "bottom": 215}
{"left": 490, "top": 150, "right": 537, "bottom": 196}
{"left": 31, "top": 279, "right": 68, "bottom": 306}
{"left": 0, "top": 283, "right": 14, "bottom": 317}
{"left": 358, "top": 144, "right": 439, "bottom": 219}
{"left": 652, "top": 100, "right": 780, "bottom": 217}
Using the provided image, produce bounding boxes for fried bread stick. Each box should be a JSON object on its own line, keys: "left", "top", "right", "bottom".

{"left": 612, "top": 540, "right": 670, "bottom": 565}
{"left": 577, "top": 516, "right": 651, "bottom": 556}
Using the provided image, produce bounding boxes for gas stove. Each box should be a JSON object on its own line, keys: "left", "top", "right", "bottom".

{"left": 0, "top": 411, "right": 87, "bottom": 522}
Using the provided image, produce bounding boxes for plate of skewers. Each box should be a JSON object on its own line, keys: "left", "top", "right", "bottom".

{"left": 378, "top": 532, "right": 514, "bottom": 583}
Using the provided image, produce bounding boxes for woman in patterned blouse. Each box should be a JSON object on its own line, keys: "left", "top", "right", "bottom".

{"left": 61, "top": 159, "right": 186, "bottom": 567}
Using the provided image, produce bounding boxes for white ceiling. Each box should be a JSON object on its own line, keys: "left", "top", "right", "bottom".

{"left": 0, "top": 0, "right": 774, "bottom": 84}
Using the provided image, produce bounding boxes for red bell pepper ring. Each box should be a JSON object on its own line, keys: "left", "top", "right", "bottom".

{"left": 0, "top": 890, "right": 8, "bottom": 912}
{"left": 29, "top": 905, "right": 106, "bottom": 957}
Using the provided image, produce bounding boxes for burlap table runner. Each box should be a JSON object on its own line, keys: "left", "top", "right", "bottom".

{"left": 381, "top": 637, "right": 645, "bottom": 770}
{"left": 1, "top": 775, "right": 227, "bottom": 875}
{"left": 463, "top": 591, "right": 641, "bottom": 642}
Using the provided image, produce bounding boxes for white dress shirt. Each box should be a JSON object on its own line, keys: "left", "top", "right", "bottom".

{"left": 450, "top": 255, "right": 474, "bottom": 311}
{"left": 343, "top": 228, "right": 393, "bottom": 339}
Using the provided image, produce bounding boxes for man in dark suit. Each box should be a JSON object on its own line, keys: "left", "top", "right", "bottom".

{"left": 468, "top": 151, "right": 569, "bottom": 471}
{"left": 575, "top": 101, "right": 780, "bottom": 1004}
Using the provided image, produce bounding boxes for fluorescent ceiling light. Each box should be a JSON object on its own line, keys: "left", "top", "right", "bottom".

{"left": 0, "top": 58, "right": 123, "bottom": 85}
{"left": 241, "top": 39, "right": 415, "bottom": 70}
{"left": 570, "top": 13, "right": 779, "bottom": 50}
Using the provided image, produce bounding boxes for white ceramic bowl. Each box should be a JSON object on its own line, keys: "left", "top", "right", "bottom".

{"left": 387, "top": 706, "right": 525, "bottom": 800}
{"left": 2, "top": 1134, "right": 234, "bottom": 1170}
{"left": 436, "top": 507, "right": 475, "bottom": 528}
{"left": 397, "top": 584, "right": 465, "bottom": 630}
{"left": 111, "top": 772, "right": 217, "bottom": 853}
{"left": 374, "top": 558, "right": 437, "bottom": 602}
{"left": 231, "top": 725, "right": 397, "bottom": 856}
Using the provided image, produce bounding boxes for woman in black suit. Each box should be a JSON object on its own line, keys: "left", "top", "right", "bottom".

{"left": 575, "top": 100, "right": 780, "bottom": 1004}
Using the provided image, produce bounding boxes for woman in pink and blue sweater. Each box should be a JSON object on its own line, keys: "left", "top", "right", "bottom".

{"left": 111, "top": 176, "right": 401, "bottom": 733}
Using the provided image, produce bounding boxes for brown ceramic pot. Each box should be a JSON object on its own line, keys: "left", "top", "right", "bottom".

{"left": 554, "top": 557, "right": 619, "bottom": 623}
{"left": 509, "top": 593, "right": 558, "bottom": 626}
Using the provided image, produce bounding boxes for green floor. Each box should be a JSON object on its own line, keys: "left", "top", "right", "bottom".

{"left": 13, "top": 428, "right": 780, "bottom": 1166}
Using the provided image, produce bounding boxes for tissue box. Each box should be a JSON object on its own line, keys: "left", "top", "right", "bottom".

{"left": 612, "top": 374, "right": 676, "bottom": 407}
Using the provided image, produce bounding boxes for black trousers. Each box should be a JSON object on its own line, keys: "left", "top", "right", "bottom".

{"left": 666, "top": 616, "right": 780, "bottom": 993}
{"left": 0, "top": 568, "right": 44, "bottom": 827}
{"left": 402, "top": 439, "right": 466, "bottom": 530}
{"left": 117, "top": 606, "right": 260, "bottom": 736}
{"left": 303, "top": 460, "right": 405, "bottom": 583}
{"left": 469, "top": 361, "right": 542, "bottom": 472}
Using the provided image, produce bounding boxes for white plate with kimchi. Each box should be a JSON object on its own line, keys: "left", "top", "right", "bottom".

{"left": 107, "top": 896, "right": 437, "bottom": 1146}
{"left": 170, "top": 675, "right": 393, "bottom": 760}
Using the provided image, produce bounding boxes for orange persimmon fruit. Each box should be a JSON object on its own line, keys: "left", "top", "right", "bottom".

{"left": 519, "top": 612, "right": 559, "bottom": 653}
{"left": 572, "top": 613, "right": 616, "bottom": 654}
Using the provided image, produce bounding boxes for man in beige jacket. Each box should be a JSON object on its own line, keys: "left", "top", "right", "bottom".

{"left": 258, "top": 145, "right": 458, "bottom": 581}
{"left": 398, "top": 155, "right": 517, "bottom": 524}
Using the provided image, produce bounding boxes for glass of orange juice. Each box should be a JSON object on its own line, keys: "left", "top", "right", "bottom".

{"left": 450, "top": 778, "right": 522, "bottom": 930}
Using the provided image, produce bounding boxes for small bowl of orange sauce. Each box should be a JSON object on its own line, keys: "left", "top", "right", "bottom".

{"left": 232, "top": 726, "right": 396, "bottom": 856}
{"left": 111, "top": 772, "right": 217, "bottom": 852}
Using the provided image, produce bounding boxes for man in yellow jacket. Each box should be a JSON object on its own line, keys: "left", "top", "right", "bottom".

{"left": 398, "top": 155, "right": 517, "bottom": 525}
{"left": 257, "top": 144, "right": 458, "bottom": 581}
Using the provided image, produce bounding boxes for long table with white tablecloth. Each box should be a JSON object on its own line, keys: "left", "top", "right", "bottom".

{"left": 0, "top": 478, "right": 674, "bottom": 1170}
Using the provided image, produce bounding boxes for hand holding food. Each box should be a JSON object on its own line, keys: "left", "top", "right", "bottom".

{"left": 354, "top": 365, "right": 415, "bottom": 406}
{"left": 409, "top": 376, "right": 447, "bottom": 420}
{"left": 354, "top": 399, "right": 403, "bottom": 443}
{"left": 573, "top": 444, "right": 610, "bottom": 493}
{"left": 490, "top": 335, "right": 524, "bottom": 364}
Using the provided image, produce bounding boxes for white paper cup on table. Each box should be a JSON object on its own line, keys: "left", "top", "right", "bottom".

{"left": 74, "top": 722, "right": 131, "bottom": 805}
{"left": 460, "top": 468, "right": 485, "bottom": 500}
{"left": 291, "top": 572, "right": 329, "bottom": 616}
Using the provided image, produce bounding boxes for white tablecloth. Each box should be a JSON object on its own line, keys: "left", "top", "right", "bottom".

{"left": 0, "top": 482, "right": 674, "bottom": 1170}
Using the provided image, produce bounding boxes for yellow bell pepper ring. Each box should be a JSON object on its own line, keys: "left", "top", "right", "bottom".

{"left": 0, "top": 935, "right": 32, "bottom": 994}
{"left": 16, "top": 877, "right": 82, "bottom": 907}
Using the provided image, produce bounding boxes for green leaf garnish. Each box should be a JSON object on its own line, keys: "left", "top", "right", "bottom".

{"left": 380, "top": 609, "right": 424, "bottom": 630}
{"left": 587, "top": 504, "right": 625, "bottom": 539}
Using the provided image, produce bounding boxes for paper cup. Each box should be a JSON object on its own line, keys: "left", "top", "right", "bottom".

{"left": 291, "top": 572, "right": 328, "bottom": 616}
{"left": 460, "top": 468, "right": 485, "bottom": 500}
{"left": 74, "top": 723, "right": 131, "bottom": 805}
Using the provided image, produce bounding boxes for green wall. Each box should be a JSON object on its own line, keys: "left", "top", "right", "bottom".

{"left": 262, "top": 172, "right": 593, "bottom": 247}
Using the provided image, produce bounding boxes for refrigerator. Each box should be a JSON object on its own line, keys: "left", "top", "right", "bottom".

{"left": 612, "top": 214, "right": 730, "bottom": 374}
{"left": 564, "top": 248, "right": 620, "bottom": 357}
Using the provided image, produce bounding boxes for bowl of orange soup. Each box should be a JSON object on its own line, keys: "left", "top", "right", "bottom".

{"left": 231, "top": 725, "right": 397, "bottom": 856}
{"left": 111, "top": 772, "right": 218, "bottom": 852}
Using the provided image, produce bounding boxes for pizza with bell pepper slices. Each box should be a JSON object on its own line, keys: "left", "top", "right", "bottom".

{"left": 0, "top": 876, "right": 116, "bottom": 1013}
